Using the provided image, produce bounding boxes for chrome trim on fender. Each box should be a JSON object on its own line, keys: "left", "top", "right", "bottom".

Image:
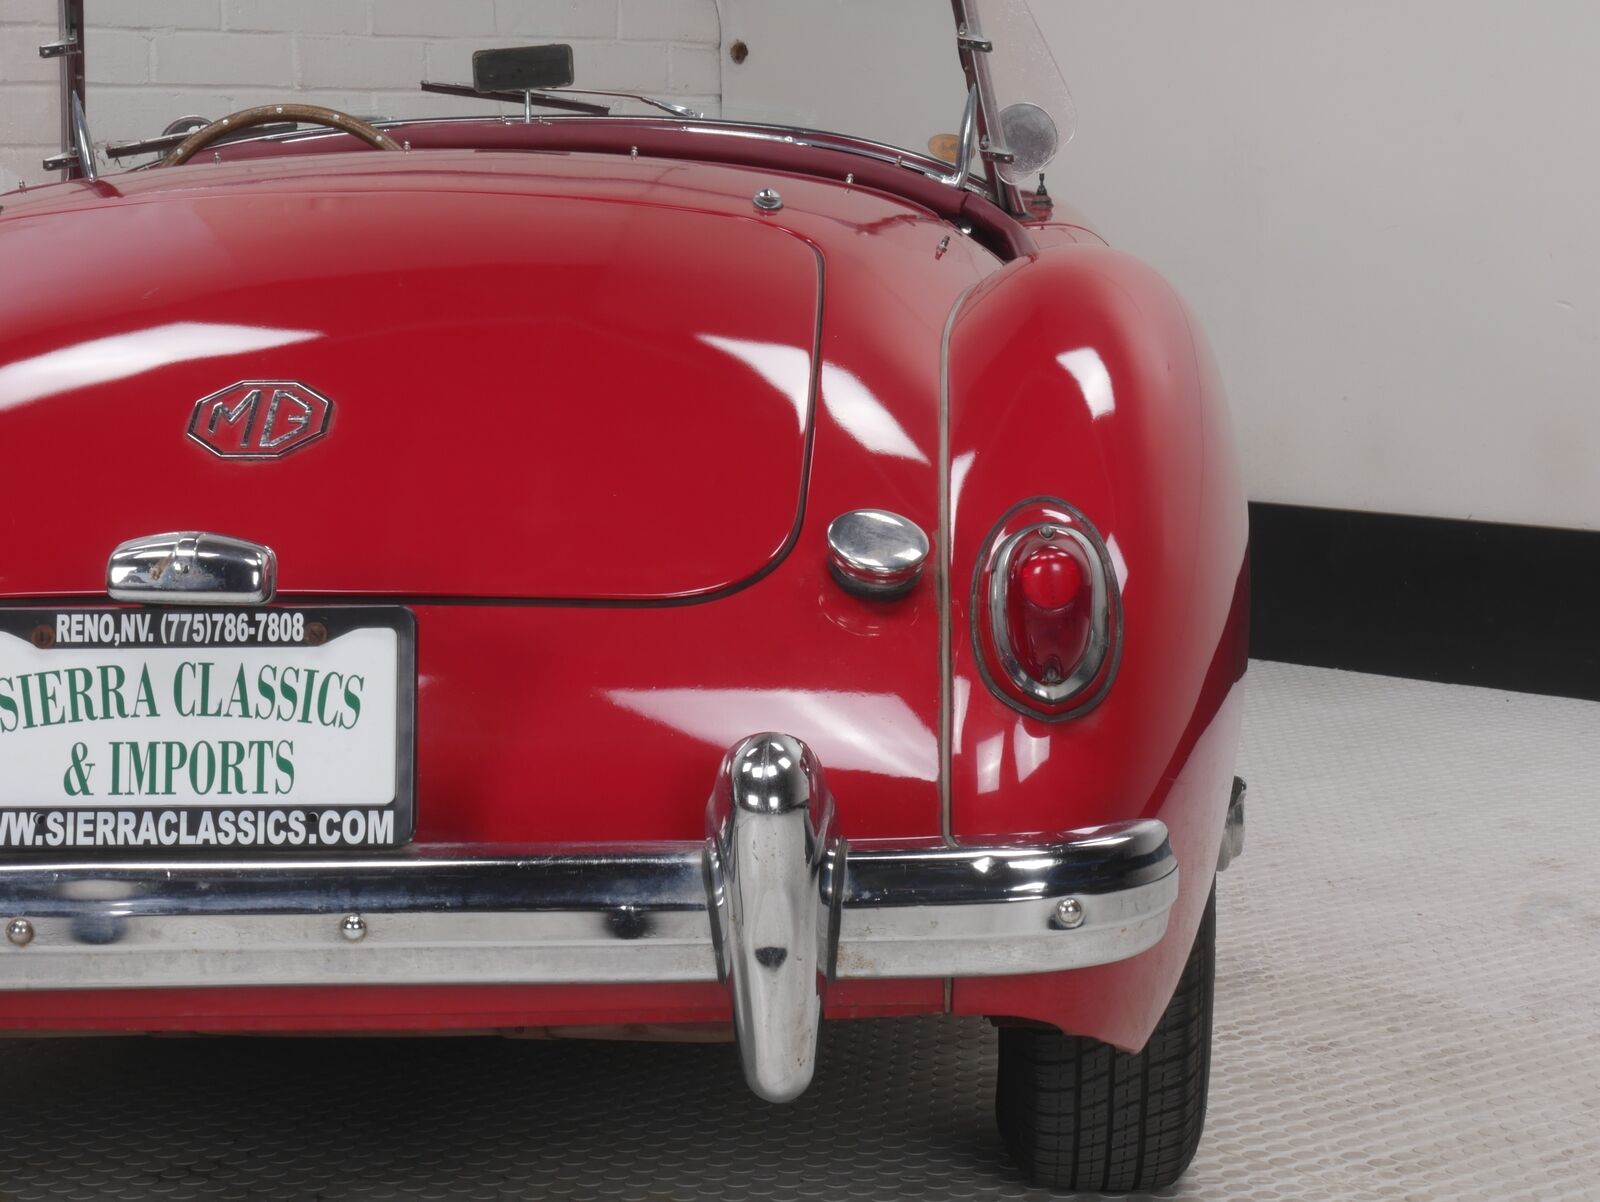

{"left": 106, "top": 532, "right": 277, "bottom": 605}
{"left": 937, "top": 283, "right": 980, "bottom": 845}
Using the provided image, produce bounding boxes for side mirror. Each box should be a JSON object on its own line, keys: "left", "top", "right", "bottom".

{"left": 471, "top": 45, "right": 575, "bottom": 94}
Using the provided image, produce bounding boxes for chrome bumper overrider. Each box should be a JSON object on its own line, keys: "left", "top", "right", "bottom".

{"left": 0, "top": 733, "right": 1178, "bottom": 1102}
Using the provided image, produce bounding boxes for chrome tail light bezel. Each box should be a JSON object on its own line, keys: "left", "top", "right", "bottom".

{"left": 972, "top": 498, "right": 1122, "bottom": 720}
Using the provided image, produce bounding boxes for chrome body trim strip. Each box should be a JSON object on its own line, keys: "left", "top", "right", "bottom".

{"left": 938, "top": 284, "right": 980, "bottom": 845}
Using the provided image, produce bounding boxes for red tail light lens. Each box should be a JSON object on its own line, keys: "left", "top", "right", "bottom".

{"left": 977, "top": 506, "right": 1119, "bottom": 718}
{"left": 1008, "top": 540, "right": 1093, "bottom": 686}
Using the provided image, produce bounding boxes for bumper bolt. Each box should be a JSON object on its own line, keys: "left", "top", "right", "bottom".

{"left": 6, "top": 918, "right": 34, "bottom": 947}
{"left": 1053, "top": 898, "right": 1085, "bottom": 930}
{"left": 340, "top": 914, "right": 367, "bottom": 942}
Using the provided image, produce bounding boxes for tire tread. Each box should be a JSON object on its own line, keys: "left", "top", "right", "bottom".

{"left": 995, "top": 888, "right": 1215, "bottom": 1193}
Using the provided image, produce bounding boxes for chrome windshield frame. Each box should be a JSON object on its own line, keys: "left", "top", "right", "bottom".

{"left": 950, "top": 0, "right": 1024, "bottom": 214}
{"left": 51, "top": 0, "right": 1035, "bottom": 213}
{"left": 40, "top": 0, "right": 88, "bottom": 181}
{"left": 127, "top": 113, "right": 996, "bottom": 198}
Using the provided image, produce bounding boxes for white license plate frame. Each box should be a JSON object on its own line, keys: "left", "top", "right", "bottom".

{"left": 0, "top": 606, "right": 416, "bottom": 853}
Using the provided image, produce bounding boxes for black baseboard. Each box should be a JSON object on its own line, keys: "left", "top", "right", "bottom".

{"left": 1249, "top": 502, "right": 1600, "bottom": 701}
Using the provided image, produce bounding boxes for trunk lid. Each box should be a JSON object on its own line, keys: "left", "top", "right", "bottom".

{"left": 0, "top": 183, "right": 818, "bottom": 600}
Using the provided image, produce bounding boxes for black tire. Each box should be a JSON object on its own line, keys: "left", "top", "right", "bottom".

{"left": 995, "top": 886, "right": 1215, "bottom": 1193}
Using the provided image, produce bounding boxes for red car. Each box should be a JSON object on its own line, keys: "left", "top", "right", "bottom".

{"left": 0, "top": 1, "right": 1247, "bottom": 1192}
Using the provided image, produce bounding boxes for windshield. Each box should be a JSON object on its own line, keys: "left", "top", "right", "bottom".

{"left": 417, "top": 0, "right": 1074, "bottom": 196}
{"left": 715, "top": 3, "right": 964, "bottom": 157}
{"left": 24, "top": 0, "right": 1075, "bottom": 206}
{"left": 713, "top": 0, "right": 1073, "bottom": 185}
{"left": 965, "top": 0, "right": 1076, "bottom": 184}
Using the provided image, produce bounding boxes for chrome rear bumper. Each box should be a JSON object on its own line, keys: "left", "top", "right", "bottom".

{"left": 0, "top": 733, "right": 1178, "bottom": 1102}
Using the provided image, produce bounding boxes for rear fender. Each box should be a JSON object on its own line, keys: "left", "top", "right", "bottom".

{"left": 944, "top": 245, "right": 1249, "bottom": 1048}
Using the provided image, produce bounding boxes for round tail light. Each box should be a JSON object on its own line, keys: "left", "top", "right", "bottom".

{"left": 977, "top": 505, "right": 1119, "bottom": 718}
{"left": 1009, "top": 538, "right": 1093, "bottom": 686}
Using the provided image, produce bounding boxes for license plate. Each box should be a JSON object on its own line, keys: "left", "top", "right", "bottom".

{"left": 0, "top": 607, "right": 415, "bottom": 852}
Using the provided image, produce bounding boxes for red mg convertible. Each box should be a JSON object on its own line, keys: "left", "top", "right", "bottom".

{"left": 0, "top": 1, "right": 1247, "bottom": 1191}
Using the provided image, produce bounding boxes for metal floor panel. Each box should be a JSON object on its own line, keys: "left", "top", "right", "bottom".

{"left": 2, "top": 661, "right": 1597, "bottom": 1200}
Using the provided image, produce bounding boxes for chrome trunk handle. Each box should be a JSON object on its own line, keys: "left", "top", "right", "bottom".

{"left": 107, "top": 532, "right": 277, "bottom": 605}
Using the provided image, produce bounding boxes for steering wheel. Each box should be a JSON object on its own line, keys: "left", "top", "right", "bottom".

{"left": 163, "top": 104, "right": 402, "bottom": 166}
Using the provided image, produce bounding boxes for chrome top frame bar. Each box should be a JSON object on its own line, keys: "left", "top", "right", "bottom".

{"left": 107, "top": 121, "right": 297, "bottom": 161}
{"left": 160, "top": 113, "right": 985, "bottom": 196}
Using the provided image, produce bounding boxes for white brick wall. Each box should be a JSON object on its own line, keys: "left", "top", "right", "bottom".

{"left": 0, "top": 0, "right": 722, "bottom": 192}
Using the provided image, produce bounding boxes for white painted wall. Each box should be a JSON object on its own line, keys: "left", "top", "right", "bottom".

{"left": 718, "top": 2, "right": 1600, "bottom": 531}
{"left": 0, "top": 0, "right": 720, "bottom": 191}
{"left": 1035, "top": 1, "right": 1600, "bottom": 532}
{"left": 5, "top": 2, "right": 1597, "bottom": 531}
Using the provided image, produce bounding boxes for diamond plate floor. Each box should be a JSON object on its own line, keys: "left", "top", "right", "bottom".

{"left": 2, "top": 661, "right": 1597, "bottom": 1200}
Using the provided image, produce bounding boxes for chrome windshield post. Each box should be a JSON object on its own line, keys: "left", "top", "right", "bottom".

{"left": 40, "top": 0, "right": 91, "bottom": 181}
{"left": 948, "top": 0, "right": 1023, "bottom": 214}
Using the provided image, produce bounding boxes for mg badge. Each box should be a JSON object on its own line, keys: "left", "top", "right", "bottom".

{"left": 188, "top": 381, "right": 332, "bottom": 458}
